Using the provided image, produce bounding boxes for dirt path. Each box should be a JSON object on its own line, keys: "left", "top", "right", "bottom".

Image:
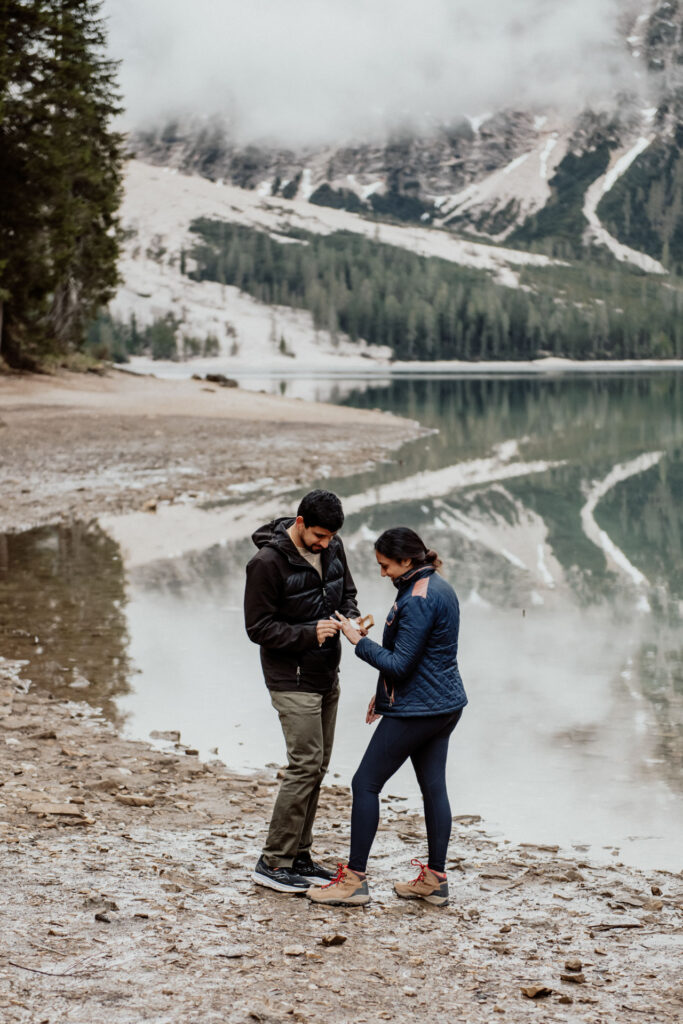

{"left": 0, "top": 369, "right": 422, "bottom": 533}
{"left": 1, "top": 658, "right": 681, "bottom": 1024}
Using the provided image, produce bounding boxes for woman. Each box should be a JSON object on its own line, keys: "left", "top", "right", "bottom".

{"left": 308, "top": 526, "right": 467, "bottom": 908}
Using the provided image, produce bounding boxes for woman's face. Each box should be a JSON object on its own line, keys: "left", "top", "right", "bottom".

{"left": 375, "top": 551, "right": 413, "bottom": 580}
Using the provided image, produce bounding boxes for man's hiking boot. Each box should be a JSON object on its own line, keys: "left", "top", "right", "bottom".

{"left": 394, "top": 860, "right": 449, "bottom": 906}
{"left": 292, "top": 853, "right": 335, "bottom": 885}
{"left": 307, "top": 864, "right": 370, "bottom": 906}
{"left": 252, "top": 855, "right": 310, "bottom": 894}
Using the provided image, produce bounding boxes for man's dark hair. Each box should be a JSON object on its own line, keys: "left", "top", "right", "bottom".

{"left": 297, "top": 490, "right": 344, "bottom": 532}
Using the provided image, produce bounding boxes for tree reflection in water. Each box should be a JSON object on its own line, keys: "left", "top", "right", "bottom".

{"left": 0, "top": 523, "right": 131, "bottom": 727}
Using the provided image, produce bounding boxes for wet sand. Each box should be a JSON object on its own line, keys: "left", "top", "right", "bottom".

{"left": 0, "top": 368, "right": 422, "bottom": 533}
{"left": 1, "top": 657, "right": 681, "bottom": 1023}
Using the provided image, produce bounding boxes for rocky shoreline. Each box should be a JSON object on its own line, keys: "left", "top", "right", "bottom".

{"left": 1, "top": 657, "right": 681, "bottom": 1024}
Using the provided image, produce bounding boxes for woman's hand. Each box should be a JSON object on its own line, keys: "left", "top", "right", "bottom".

{"left": 366, "top": 696, "right": 380, "bottom": 724}
{"left": 333, "top": 611, "right": 362, "bottom": 646}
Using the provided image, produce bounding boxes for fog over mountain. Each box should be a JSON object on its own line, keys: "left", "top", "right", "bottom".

{"left": 105, "top": 0, "right": 646, "bottom": 143}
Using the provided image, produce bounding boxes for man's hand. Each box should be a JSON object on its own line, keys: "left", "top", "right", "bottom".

{"left": 316, "top": 618, "right": 341, "bottom": 645}
{"left": 366, "top": 696, "right": 380, "bottom": 724}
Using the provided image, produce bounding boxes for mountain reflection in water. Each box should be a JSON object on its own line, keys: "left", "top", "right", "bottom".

{"left": 2, "top": 374, "right": 681, "bottom": 870}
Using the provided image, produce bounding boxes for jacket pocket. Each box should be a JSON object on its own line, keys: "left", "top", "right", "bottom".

{"left": 382, "top": 677, "right": 395, "bottom": 705}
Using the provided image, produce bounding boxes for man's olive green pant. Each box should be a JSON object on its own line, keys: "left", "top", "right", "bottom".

{"left": 262, "top": 684, "right": 340, "bottom": 869}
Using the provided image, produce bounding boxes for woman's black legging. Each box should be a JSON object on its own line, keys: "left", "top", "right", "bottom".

{"left": 348, "top": 708, "right": 462, "bottom": 874}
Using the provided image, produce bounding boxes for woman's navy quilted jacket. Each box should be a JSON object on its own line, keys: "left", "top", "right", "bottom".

{"left": 354, "top": 565, "right": 467, "bottom": 717}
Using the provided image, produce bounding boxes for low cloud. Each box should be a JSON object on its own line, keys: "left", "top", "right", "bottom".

{"left": 105, "top": 0, "right": 647, "bottom": 144}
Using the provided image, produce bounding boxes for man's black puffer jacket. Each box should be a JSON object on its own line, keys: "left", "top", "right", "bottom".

{"left": 244, "top": 517, "right": 359, "bottom": 693}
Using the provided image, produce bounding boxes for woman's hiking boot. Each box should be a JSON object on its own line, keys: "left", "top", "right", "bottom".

{"left": 394, "top": 859, "right": 449, "bottom": 906}
{"left": 306, "top": 864, "right": 370, "bottom": 906}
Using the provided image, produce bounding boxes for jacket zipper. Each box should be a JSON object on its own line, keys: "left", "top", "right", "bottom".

{"left": 296, "top": 664, "right": 301, "bottom": 686}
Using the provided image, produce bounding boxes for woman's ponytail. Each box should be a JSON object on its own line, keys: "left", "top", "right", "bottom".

{"left": 424, "top": 548, "right": 443, "bottom": 570}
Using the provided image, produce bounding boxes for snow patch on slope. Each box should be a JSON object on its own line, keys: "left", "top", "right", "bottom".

{"left": 112, "top": 164, "right": 395, "bottom": 369}
{"left": 120, "top": 160, "right": 560, "bottom": 307}
{"left": 583, "top": 138, "right": 667, "bottom": 274}
{"left": 465, "top": 113, "right": 492, "bottom": 133}
{"left": 111, "top": 255, "right": 389, "bottom": 371}
{"left": 539, "top": 134, "right": 559, "bottom": 180}
{"left": 438, "top": 130, "right": 567, "bottom": 239}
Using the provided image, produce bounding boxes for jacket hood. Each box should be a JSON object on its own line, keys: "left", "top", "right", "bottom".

{"left": 251, "top": 516, "right": 295, "bottom": 550}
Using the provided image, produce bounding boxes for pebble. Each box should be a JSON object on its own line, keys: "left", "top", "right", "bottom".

{"left": 321, "top": 933, "right": 347, "bottom": 947}
{"left": 521, "top": 985, "right": 553, "bottom": 999}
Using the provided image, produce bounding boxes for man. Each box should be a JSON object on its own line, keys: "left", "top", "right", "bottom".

{"left": 245, "top": 489, "right": 361, "bottom": 893}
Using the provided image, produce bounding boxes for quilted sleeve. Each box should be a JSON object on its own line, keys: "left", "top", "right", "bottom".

{"left": 354, "top": 595, "right": 435, "bottom": 684}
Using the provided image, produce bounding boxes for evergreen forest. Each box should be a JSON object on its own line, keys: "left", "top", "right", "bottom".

{"left": 0, "top": 0, "right": 124, "bottom": 368}
{"left": 186, "top": 219, "right": 683, "bottom": 361}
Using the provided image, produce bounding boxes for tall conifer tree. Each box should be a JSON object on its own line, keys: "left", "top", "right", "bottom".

{"left": 0, "top": 0, "right": 124, "bottom": 367}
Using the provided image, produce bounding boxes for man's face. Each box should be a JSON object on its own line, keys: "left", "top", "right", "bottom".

{"left": 295, "top": 517, "right": 336, "bottom": 552}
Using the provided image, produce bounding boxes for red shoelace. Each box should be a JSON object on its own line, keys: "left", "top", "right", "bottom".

{"left": 321, "top": 863, "right": 347, "bottom": 889}
{"left": 409, "top": 858, "right": 446, "bottom": 884}
{"left": 409, "top": 858, "right": 428, "bottom": 886}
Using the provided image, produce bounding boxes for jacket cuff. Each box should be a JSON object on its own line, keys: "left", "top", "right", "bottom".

{"left": 354, "top": 636, "right": 374, "bottom": 661}
{"left": 302, "top": 622, "right": 319, "bottom": 649}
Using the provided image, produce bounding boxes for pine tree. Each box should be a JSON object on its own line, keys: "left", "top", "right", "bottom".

{"left": 0, "top": 0, "right": 124, "bottom": 367}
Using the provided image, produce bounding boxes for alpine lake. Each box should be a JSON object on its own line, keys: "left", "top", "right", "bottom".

{"left": 2, "top": 371, "right": 681, "bottom": 871}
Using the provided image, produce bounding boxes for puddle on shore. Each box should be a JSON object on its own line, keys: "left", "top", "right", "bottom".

{"left": 0, "top": 524, "right": 132, "bottom": 726}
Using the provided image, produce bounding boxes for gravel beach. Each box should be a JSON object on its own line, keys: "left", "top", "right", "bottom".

{"left": 1, "top": 659, "right": 681, "bottom": 1024}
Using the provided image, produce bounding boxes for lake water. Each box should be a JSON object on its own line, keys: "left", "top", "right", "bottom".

{"left": 2, "top": 373, "right": 681, "bottom": 870}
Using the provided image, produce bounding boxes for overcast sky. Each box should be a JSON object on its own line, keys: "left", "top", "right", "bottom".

{"left": 104, "top": 0, "right": 646, "bottom": 144}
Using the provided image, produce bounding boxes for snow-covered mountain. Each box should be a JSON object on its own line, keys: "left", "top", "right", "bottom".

{"left": 129, "top": 2, "right": 682, "bottom": 271}
{"left": 108, "top": 2, "right": 682, "bottom": 366}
